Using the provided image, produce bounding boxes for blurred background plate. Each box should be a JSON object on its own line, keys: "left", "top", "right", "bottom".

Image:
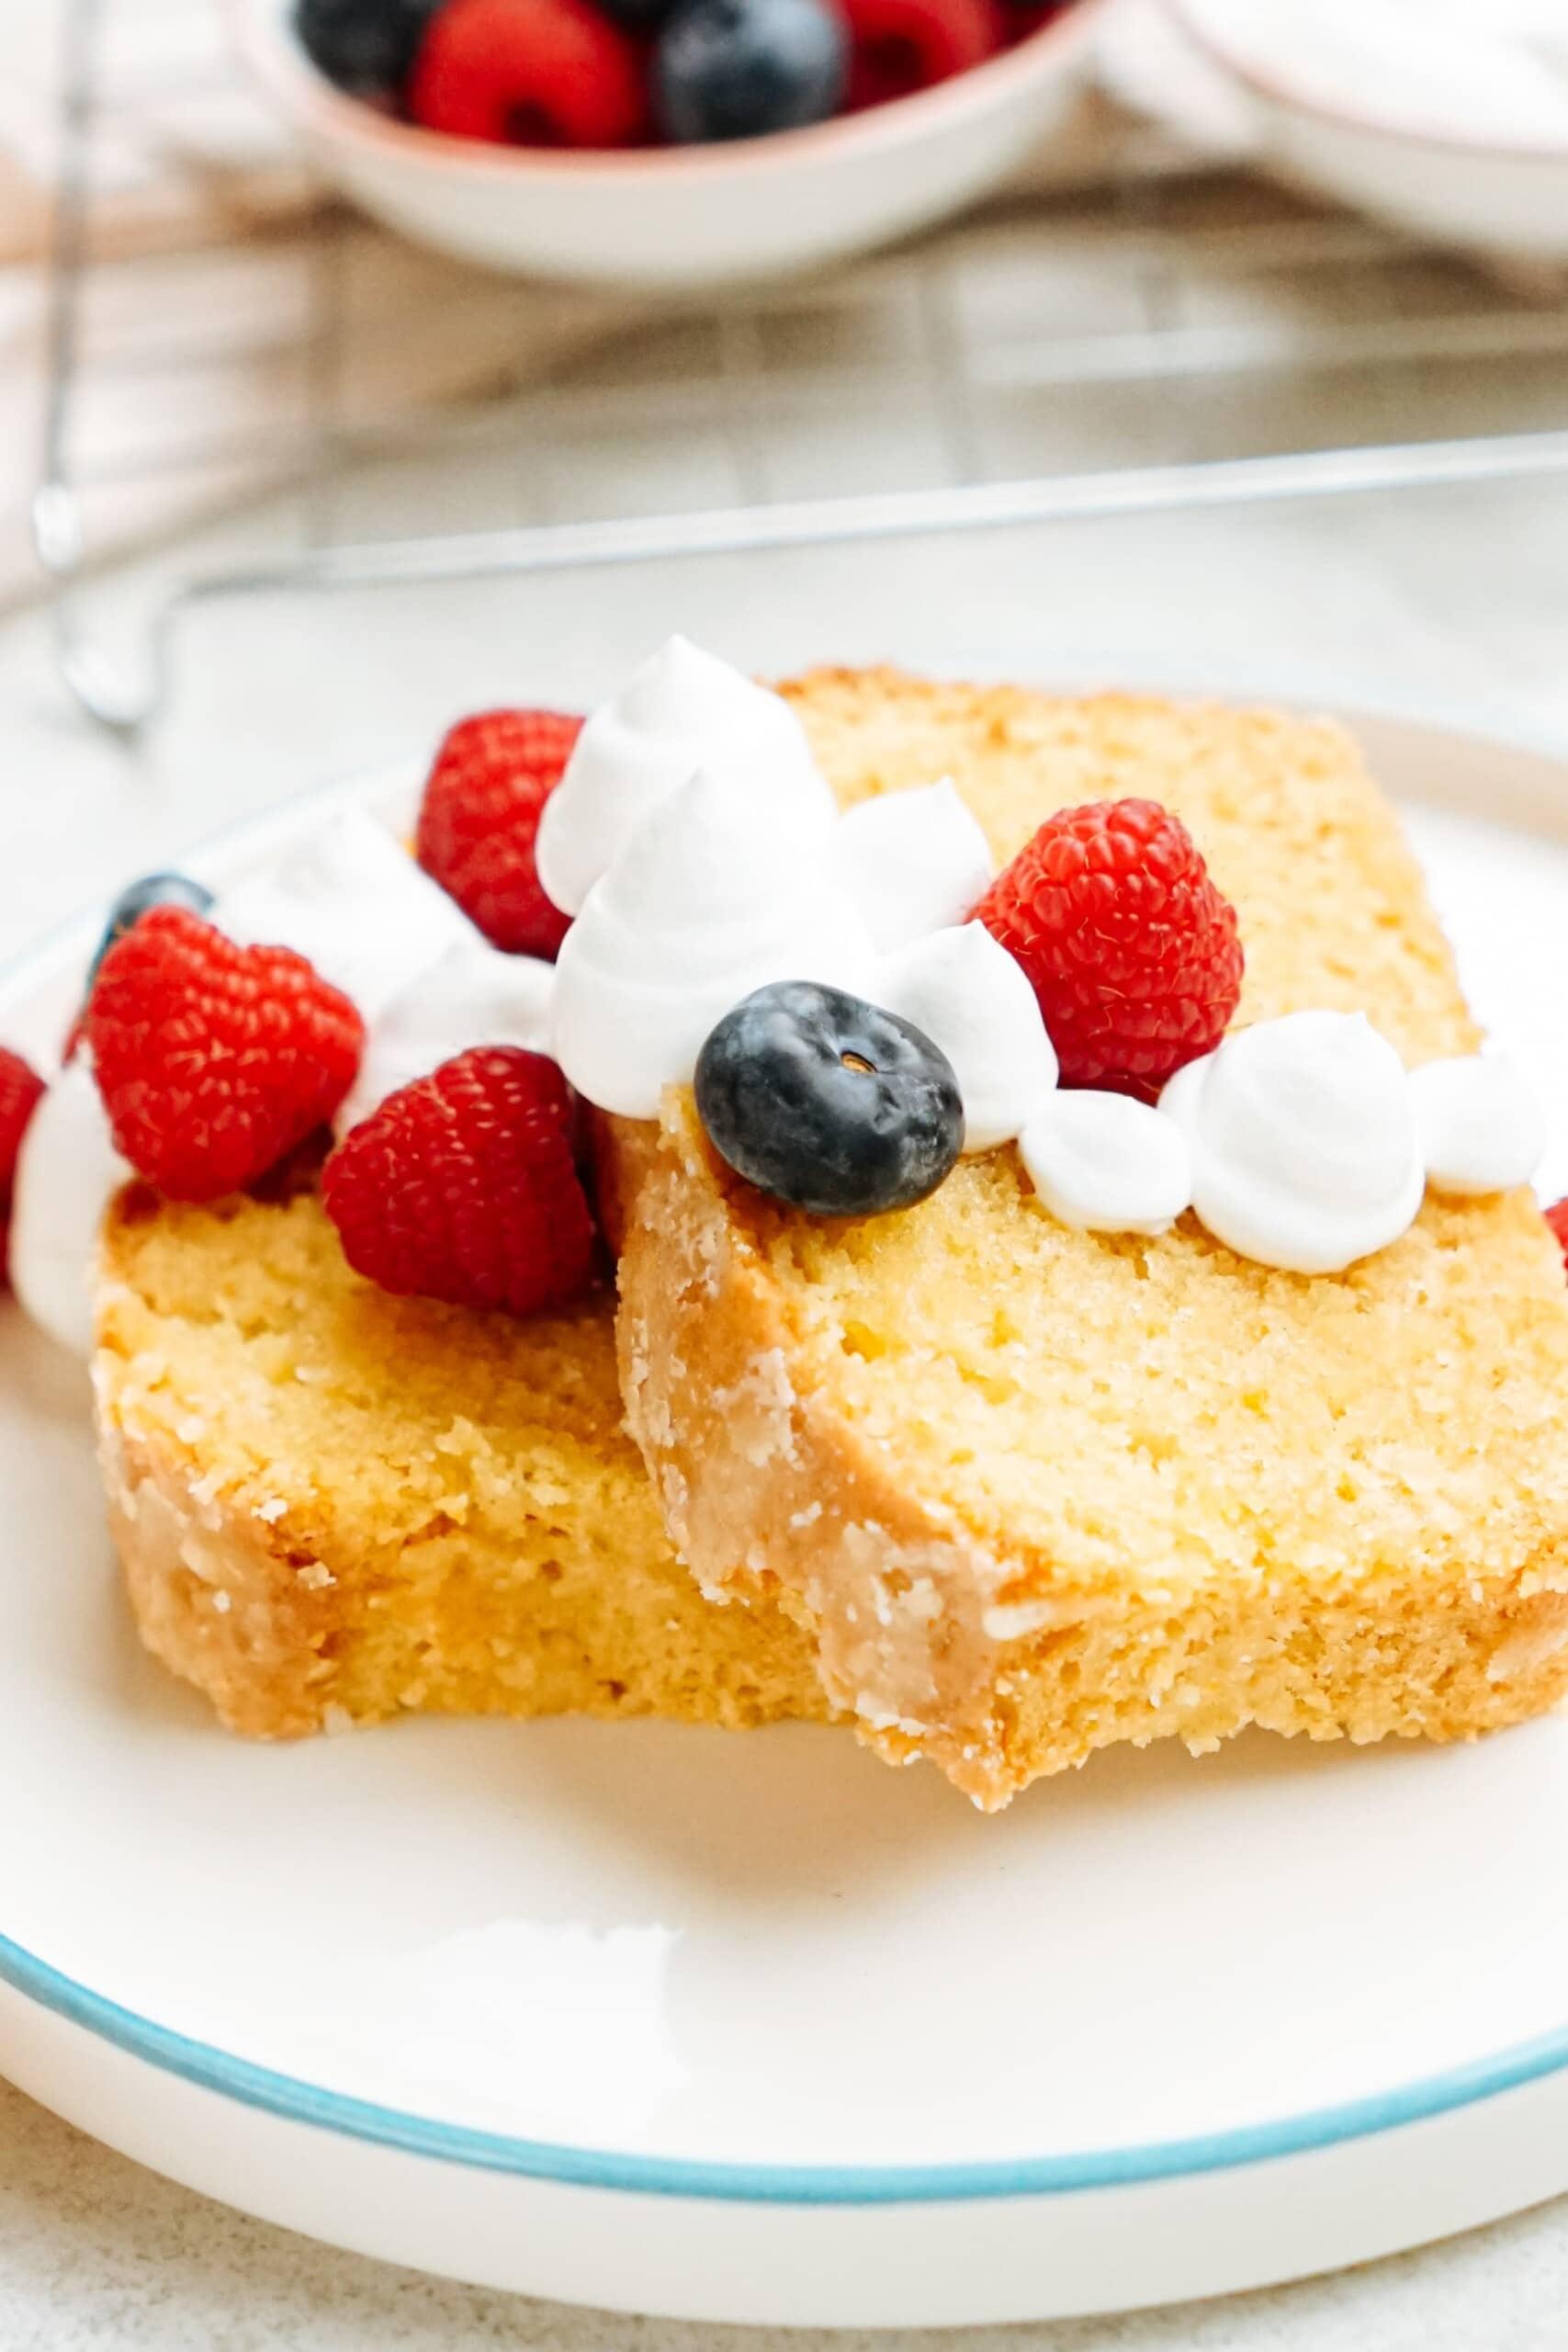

{"left": 1168, "top": 0, "right": 1568, "bottom": 260}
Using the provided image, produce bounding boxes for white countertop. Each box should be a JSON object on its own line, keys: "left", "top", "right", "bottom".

{"left": 3, "top": 2056, "right": 1567, "bottom": 2352}
{"left": 3, "top": 2059, "right": 1568, "bottom": 2352}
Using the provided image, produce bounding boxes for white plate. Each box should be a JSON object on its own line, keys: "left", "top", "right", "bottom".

{"left": 231, "top": 0, "right": 1101, "bottom": 290}
{"left": 6, "top": 704, "right": 1568, "bottom": 2327}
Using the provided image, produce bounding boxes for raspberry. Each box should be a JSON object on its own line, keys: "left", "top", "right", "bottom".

{"left": 322, "top": 1046, "right": 598, "bottom": 1318}
{"left": 975, "top": 797, "right": 1244, "bottom": 1099}
{"left": 416, "top": 708, "right": 582, "bottom": 959}
{"left": 1545, "top": 1198, "right": 1568, "bottom": 1274}
{"left": 407, "top": 0, "right": 648, "bottom": 147}
{"left": 66, "top": 870, "right": 218, "bottom": 1066}
{"left": 840, "top": 0, "right": 1003, "bottom": 107}
{"left": 85, "top": 909, "right": 365, "bottom": 1204}
{"left": 0, "top": 1047, "right": 45, "bottom": 1283}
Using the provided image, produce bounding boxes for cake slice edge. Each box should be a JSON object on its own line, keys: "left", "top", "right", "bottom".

{"left": 609, "top": 672, "right": 1568, "bottom": 1808}
{"left": 94, "top": 1185, "right": 832, "bottom": 1743}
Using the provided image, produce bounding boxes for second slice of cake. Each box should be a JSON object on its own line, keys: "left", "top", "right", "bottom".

{"left": 96, "top": 1182, "right": 828, "bottom": 1741}
{"left": 609, "top": 673, "right": 1568, "bottom": 1809}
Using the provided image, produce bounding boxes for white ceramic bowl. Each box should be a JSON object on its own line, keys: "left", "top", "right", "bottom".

{"left": 232, "top": 0, "right": 1102, "bottom": 289}
{"left": 1168, "top": 0, "right": 1568, "bottom": 260}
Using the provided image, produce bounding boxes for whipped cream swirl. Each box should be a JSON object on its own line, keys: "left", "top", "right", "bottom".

{"left": 553, "top": 767, "right": 874, "bottom": 1119}
{"left": 10, "top": 1058, "right": 132, "bottom": 1357}
{"left": 1160, "top": 1011, "right": 1426, "bottom": 1274}
{"left": 536, "top": 638, "right": 830, "bottom": 920}
{"left": 835, "top": 781, "right": 994, "bottom": 952}
{"left": 1020, "top": 1091, "right": 1192, "bottom": 1236}
{"left": 337, "top": 937, "right": 555, "bottom": 1135}
{"left": 1409, "top": 1051, "right": 1546, "bottom": 1196}
{"left": 216, "top": 809, "right": 475, "bottom": 1023}
{"left": 874, "top": 922, "right": 1056, "bottom": 1154}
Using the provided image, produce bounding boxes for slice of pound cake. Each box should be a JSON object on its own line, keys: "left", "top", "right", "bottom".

{"left": 604, "top": 673, "right": 1568, "bottom": 1809}
{"left": 18, "top": 649, "right": 1565, "bottom": 1804}
{"left": 96, "top": 1181, "right": 828, "bottom": 1739}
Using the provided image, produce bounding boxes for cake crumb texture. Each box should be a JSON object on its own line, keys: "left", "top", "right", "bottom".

{"left": 611, "top": 673, "right": 1568, "bottom": 1806}
{"left": 96, "top": 1186, "right": 829, "bottom": 1739}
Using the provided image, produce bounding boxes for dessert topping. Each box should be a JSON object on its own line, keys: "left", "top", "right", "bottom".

{"left": 338, "top": 935, "right": 555, "bottom": 1135}
{"left": 1159, "top": 1012, "right": 1425, "bottom": 1276}
{"left": 975, "top": 797, "right": 1244, "bottom": 1100}
{"left": 415, "top": 707, "right": 582, "bottom": 960}
{"left": 10, "top": 1059, "right": 132, "bottom": 1356}
{"left": 841, "top": 0, "right": 1003, "bottom": 107}
{"left": 1409, "top": 1052, "right": 1546, "bottom": 1198}
{"left": 300, "top": 0, "right": 1056, "bottom": 147}
{"left": 536, "top": 637, "right": 829, "bottom": 919}
{"left": 13, "top": 644, "right": 1557, "bottom": 1340}
{"left": 873, "top": 921, "right": 1056, "bottom": 1154}
{"left": 655, "top": 0, "right": 849, "bottom": 142}
{"left": 86, "top": 908, "right": 365, "bottom": 1204}
{"left": 217, "top": 809, "right": 474, "bottom": 1024}
{"left": 89, "top": 872, "right": 215, "bottom": 985}
{"left": 408, "top": 0, "right": 649, "bottom": 146}
{"left": 834, "top": 779, "right": 995, "bottom": 952}
{"left": 66, "top": 870, "right": 218, "bottom": 1060}
{"left": 552, "top": 765, "right": 874, "bottom": 1119}
{"left": 1019, "top": 1089, "right": 1191, "bottom": 1237}
{"left": 323, "top": 1046, "right": 598, "bottom": 1317}
{"left": 0, "top": 1047, "right": 47, "bottom": 1284}
{"left": 694, "top": 980, "right": 964, "bottom": 1216}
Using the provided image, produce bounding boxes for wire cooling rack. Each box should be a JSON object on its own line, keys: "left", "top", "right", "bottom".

{"left": 34, "top": 0, "right": 1568, "bottom": 734}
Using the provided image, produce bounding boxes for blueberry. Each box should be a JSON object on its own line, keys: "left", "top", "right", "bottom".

{"left": 695, "top": 981, "right": 964, "bottom": 1218}
{"left": 655, "top": 0, "right": 848, "bottom": 143}
{"left": 89, "top": 873, "right": 214, "bottom": 983}
{"left": 295, "top": 0, "right": 443, "bottom": 96}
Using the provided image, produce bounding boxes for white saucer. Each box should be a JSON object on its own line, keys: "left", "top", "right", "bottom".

{"left": 5, "top": 704, "right": 1568, "bottom": 2326}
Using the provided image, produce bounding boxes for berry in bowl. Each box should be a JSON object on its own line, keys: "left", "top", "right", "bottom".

{"left": 232, "top": 0, "right": 1101, "bottom": 287}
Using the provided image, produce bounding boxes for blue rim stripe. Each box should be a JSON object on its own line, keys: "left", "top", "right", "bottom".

{"left": 3, "top": 1926, "right": 1568, "bottom": 2201}
{"left": 7, "top": 682, "right": 1568, "bottom": 2206}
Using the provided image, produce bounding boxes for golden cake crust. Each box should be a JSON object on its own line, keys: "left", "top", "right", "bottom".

{"left": 95, "top": 1183, "right": 829, "bottom": 1740}
{"left": 610, "top": 671, "right": 1568, "bottom": 1807}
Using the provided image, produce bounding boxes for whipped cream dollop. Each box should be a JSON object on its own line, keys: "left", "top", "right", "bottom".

{"left": 1409, "top": 1051, "right": 1546, "bottom": 1196}
{"left": 553, "top": 766, "right": 874, "bottom": 1119}
{"left": 215, "top": 809, "right": 475, "bottom": 1023}
{"left": 10, "top": 1057, "right": 132, "bottom": 1356}
{"left": 536, "top": 638, "right": 830, "bottom": 920}
{"left": 337, "top": 937, "right": 556, "bottom": 1135}
{"left": 834, "top": 782, "right": 995, "bottom": 953}
{"left": 874, "top": 922, "right": 1056, "bottom": 1154}
{"left": 1020, "top": 1090, "right": 1192, "bottom": 1237}
{"left": 1160, "top": 1011, "right": 1426, "bottom": 1274}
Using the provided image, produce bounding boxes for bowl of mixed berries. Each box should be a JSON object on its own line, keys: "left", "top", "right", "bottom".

{"left": 233, "top": 0, "right": 1099, "bottom": 285}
